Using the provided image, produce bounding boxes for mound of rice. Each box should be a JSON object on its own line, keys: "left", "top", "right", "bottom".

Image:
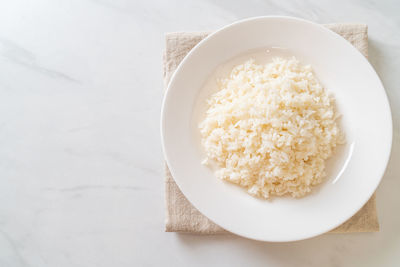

{"left": 199, "top": 57, "right": 344, "bottom": 199}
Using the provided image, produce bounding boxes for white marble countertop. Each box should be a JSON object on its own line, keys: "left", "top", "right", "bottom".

{"left": 0, "top": 0, "right": 399, "bottom": 266}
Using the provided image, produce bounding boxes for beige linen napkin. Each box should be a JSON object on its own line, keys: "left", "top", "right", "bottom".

{"left": 163, "top": 23, "right": 379, "bottom": 234}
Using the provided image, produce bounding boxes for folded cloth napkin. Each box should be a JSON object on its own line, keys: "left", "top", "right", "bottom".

{"left": 163, "top": 23, "right": 379, "bottom": 234}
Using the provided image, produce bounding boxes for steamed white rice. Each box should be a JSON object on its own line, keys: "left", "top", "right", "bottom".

{"left": 199, "top": 57, "right": 344, "bottom": 198}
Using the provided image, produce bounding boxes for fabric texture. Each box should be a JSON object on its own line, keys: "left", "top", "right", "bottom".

{"left": 163, "top": 23, "right": 379, "bottom": 234}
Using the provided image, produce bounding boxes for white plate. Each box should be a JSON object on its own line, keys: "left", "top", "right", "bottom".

{"left": 161, "top": 16, "right": 392, "bottom": 242}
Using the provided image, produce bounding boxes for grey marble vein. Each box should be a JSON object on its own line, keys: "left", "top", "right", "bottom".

{"left": 0, "top": 230, "right": 26, "bottom": 267}
{"left": 0, "top": 38, "right": 79, "bottom": 83}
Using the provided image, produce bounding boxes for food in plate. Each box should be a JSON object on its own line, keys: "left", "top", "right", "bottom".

{"left": 199, "top": 57, "right": 344, "bottom": 199}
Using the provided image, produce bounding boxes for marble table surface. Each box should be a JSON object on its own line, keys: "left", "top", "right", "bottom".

{"left": 0, "top": 0, "right": 399, "bottom": 266}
